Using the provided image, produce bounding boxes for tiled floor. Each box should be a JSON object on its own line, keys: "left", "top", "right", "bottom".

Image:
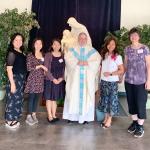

{"left": 0, "top": 98, "right": 150, "bottom": 150}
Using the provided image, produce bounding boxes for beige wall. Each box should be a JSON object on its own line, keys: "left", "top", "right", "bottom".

{"left": 121, "top": 0, "right": 150, "bottom": 29}
{"left": 0, "top": 0, "right": 150, "bottom": 29}
{"left": 0, "top": 0, "right": 32, "bottom": 13}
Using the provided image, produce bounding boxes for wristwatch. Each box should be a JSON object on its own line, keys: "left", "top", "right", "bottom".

{"left": 110, "top": 73, "right": 112, "bottom": 76}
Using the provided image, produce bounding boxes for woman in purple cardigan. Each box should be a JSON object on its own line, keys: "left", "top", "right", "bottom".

{"left": 44, "top": 39, "right": 65, "bottom": 123}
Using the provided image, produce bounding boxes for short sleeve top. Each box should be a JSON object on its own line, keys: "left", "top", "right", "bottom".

{"left": 6, "top": 49, "right": 27, "bottom": 74}
{"left": 124, "top": 45, "right": 150, "bottom": 85}
{"left": 101, "top": 54, "right": 123, "bottom": 82}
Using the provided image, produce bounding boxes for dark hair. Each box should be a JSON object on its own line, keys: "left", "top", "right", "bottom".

{"left": 50, "top": 38, "right": 61, "bottom": 52}
{"left": 7, "top": 33, "right": 25, "bottom": 52}
{"left": 128, "top": 27, "right": 141, "bottom": 37}
{"left": 32, "top": 37, "right": 44, "bottom": 56}
{"left": 100, "top": 36, "right": 118, "bottom": 60}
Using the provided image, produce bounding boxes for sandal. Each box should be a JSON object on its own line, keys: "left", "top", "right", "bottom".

{"left": 47, "top": 117, "right": 54, "bottom": 123}
{"left": 102, "top": 124, "right": 111, "bottom": 129}
{"left": 102, "top": 121, "right": 112, "bottom": 129}
{"left": 11, "top": 121, "right": 20, "bottom": 126}
{"left": 100, "top": 122, "right": 105, "bottom": 127}
{"left": 5, "top": 121, "right": 20, "bottom": 129}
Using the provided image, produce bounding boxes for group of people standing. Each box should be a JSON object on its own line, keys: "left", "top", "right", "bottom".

{"left": 4, "top": 27, "right": 150, "bottom": 138}
{"left": 98, "top": 28, "right": 150, "bottom": 138}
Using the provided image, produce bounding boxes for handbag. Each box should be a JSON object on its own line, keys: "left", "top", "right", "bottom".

{"left": 96, "top": 108, "right": 105, "bottom": 122}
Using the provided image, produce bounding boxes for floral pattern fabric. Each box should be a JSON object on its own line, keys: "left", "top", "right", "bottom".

{"left": 124, "top": 45, "right": 150, "bottom": 85}
{"left": 98, "top": 80, "right": 119, "bottom": 116}
{"left": 24, "top": 53, "right": 45, "bottom": 93}
{"left": 5, "top": 74, "right": 26, "bottom": 121}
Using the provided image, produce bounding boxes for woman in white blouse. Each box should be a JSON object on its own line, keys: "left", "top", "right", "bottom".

{"left": 98, "top": 36, "right": 124, "bottom": 128}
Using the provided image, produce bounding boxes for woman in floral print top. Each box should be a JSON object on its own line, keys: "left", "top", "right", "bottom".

{"left": 124, "top": 27, "right": 150, "bottom": 138}
{"left": 24, "top": 38, "right": 47, "bottom": 125}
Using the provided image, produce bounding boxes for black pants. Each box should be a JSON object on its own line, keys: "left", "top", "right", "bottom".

{"left": 28, "top": 93, "right": 41, "bottom": 113}
{"left": 125, "top": 82, "right": 147, "bottom": 119}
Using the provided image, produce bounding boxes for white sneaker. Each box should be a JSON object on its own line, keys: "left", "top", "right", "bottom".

{"left": 26, "top": 114, "right": 36, "bottom": 126}
{"left": 32, "top": 114, "right": 38, "bottom": 124}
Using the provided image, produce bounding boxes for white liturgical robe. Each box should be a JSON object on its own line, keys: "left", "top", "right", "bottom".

{"left": 63, "top": 45, "right": 101, "bottom": 123}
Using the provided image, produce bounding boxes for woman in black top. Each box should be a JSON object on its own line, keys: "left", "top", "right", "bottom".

{"left": 5, "top": 33, "right": 27, "bottom": 129}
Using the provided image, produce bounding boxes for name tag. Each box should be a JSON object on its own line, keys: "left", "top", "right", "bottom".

{"left": 137, "top": 49, "right": 143, "bottom": 54}
{"left": 59, "top": 59, "right": 63, "bottom": 63}
{"left": 41, "top": 58, "right": 44, "bottom": 62}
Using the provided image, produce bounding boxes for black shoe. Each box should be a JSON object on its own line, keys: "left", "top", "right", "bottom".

{"left": 83, "top": 121, "right": 88, "bottom": 124}
{"left": 128, "top": 121, "right": 138, "bottom": 134}
{"left": 67, "top": 120, "right": 74, "bottom": 123}
{"left": 53, "top": 118, "right": 60, "bottom": 122}
{"left": 47, "top": 117, "right": 54, "bottom": 123}
{"left": 134, "top": 125, "right": 144, "bottom": 138}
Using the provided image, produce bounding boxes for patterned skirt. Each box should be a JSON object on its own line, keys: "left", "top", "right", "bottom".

{"left": 98, "top": 80, "right": 119, "bottom": 116}
{"left": 5, "top": 74, "right": 26, "bottom": 121}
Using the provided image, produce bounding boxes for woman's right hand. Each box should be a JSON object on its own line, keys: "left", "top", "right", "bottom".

{"left": 10, "top": 82, "right": 16, "bottom": 93}
{"left": 103, "top": 72, "right": 111, "bottom": 77}
{"left": 53, "top": 79, "right": 59, "bottom": 84}
{"left": 36, "top": 65, "right": 42, "bottom": 70}
{"left": 36, "top": 65, "right": 48, "bottom": 72}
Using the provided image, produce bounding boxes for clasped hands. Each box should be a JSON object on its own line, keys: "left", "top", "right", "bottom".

{"left": 77, "top": 60, "right": 88, "bottom": 66}
{"left": 53, "top": 78, "right": 63, "bottom": 84}
{"left": 103, "top": 72, "right": 112, "bottom": 77}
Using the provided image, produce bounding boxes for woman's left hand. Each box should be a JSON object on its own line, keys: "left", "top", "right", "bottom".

{"left": 58, "top": 77, "right": 63, "bottom": 83}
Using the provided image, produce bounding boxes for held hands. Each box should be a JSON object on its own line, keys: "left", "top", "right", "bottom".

{"left": 58, "top": 77, "right": 63, "bottom": 83}
{"left": 10, "top": 82, "right": 16, "bottom": 93}
{"left": 77, "top": 61, "right": 88, "bottom": 66}
{"left": 53, "top": 78, "right": 64, "bottom": 84}
{"left": 103, "top": 72, "right": 111, "bottom": 77}
{"left": 53, "top": 79, "right": 60, "bottom": 84}
{"left": 36, "top": 65, "right": 48, "bottom": 72}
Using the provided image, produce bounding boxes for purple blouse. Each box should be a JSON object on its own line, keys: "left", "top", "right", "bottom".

{"left": 124, "top": 45, "right": 150, "bottom": 85}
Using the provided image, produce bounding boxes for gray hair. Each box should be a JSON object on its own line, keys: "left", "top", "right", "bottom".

{"left": 78, "top": 32, "right": 87, "bottom": 38}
